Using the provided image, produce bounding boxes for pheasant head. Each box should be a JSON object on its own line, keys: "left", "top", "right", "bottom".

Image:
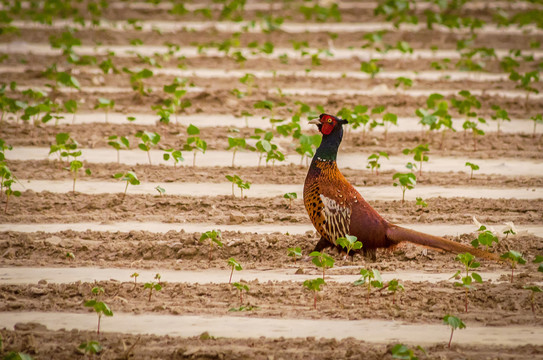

{"left": 309, "top": 113, "right": 348, "bottom": 161}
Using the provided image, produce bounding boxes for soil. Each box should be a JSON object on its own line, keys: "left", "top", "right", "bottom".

{"left": 1, "top": 2, "right": 543, "bottom": 360}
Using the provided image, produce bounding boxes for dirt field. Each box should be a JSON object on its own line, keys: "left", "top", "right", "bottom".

{"left": 1, "top": 1, "right": 542, "bottom": 359}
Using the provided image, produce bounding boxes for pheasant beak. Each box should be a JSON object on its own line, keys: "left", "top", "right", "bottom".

{"left": 308, "top": 118, "right": 321, "bottom": 125}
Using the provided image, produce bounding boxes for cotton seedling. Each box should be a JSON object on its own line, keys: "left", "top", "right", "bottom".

{"left": 1, "top": 167, "right": 21, "bottom": 214}
{"left": 490, "top": 104, "right": 510, "bottom": 137}
{"left": 392, "top": 172, "right": 416, "bottom": 203}
{"left": 225, "top": 174, "right": 241, "bottom": 197}
{"left": 227, "top": 136, "right": 247, "bottom": 167}
{"left": 402, "top": 144, "right": 429, "bottom": 177}
{"left": 303, "top": 278, "right": 325, "bottom": 310}
{"left": 309, "top": 251, "right": 335, "bottom": 280}
{"left": 231, "top": 282, "right": 249, "bottom": 305}
{"left": 366, "top": 151, "right": 389, "bottom": 175}
{"left": 84, "top": 286, "right": 113, "bottom": 335}
{"left": 531, "top": 114, "right": 542, "bottom": 138}
{"left": 240, "top": 110, "right": 252, "bottom": 128}
{"left": 94, "top": 98, "right": 114, "bottom": 123}
{"left": 49, "top": 132, "right": 78, "bottom": 164}
{"left": 163, "top": 77, "right": 191, "bottom": 123}
{"left": 465, "top": 162, "right": 479, "bottom": 180}
{"left": 67, "top": 156, "right": 91, "bottom": 193}
{"left": 63, "top": 99, "right": 78, "bottom": 124}
{"left": 523, "top": 285, "right": 542, "bottom": 314}
{"left": 443, "top": 314, "right": 466, "bottom": 348}
{"left": 415, "top": 197, "right": 427, "bottom": 208}
{"left": 336, "top": 235, "right": 363, "bottom": 259}
{"left": 283, "top": 192, "right": 297, "bottom": 208}
{"left": 354, "top": 268, "right": 383, "bottom": 304}
{"left": 387, "top": 279, "right": 405, "bottom": 305}
{"left": 394, "top": 76, "right": 413, "bottom": 89}
{"left": 239, "top": 73, "right": 256, "bottom": 96}
{"left": 227, "top": 257, "right": 242, "bottom": 284}
{"left": 287, "top": 246, "right": 302, "bottom": 264}
{"left": 253, "top": 130, "right": 273, "bottom": 167}
{"left": 155, "top": 185, "right": 165, "bottom": 196}
{"left": 78, "top": 341, "right": 102, "bottom": 356}
{"left": 295, "top": 134, "right": 321, "bottom": 165}
{"left": 183, "top": 124, "right": 207, "bottom": 167}
{"left": 500, "top": 250, "right": 526, "bottom": 282}
{"left": 113, "top": 171, "right": 140, "bottom": 202}
{"left": 389, "top": 344, "right": 426, "bottom": 360}
{"left": 462, "top": 117, "right": 487, "bottom": 151}
{"left": 509, "top": 69, "right": 539, "bottom": 109}
{"left": 534, "top": 255, "right": 543, "bottom": 273}
{"left": 360, "top": 59, "right": 381, "bottom": 78}
{"left": 107, "top": 135, "right": 130, "bottom": 164}
{"left": 144, "top": 273, "right": 163, "bottom": 302}
{"left": 451, "top": 252, "right": 482, "bottom": 312}
{"left": 123, "top": 67, "right": 153, "bottom": 95}
{"left": 163, "top": 148, "right": 184, "bottom": 168}
{"left": 130, "top": 272, "right": 139, "bottom": 290}
{"left": 135, "top": 131, "right": 160, "bottom": 165}
{"left": 199, "top": 230, "right": 223, "bottom": 262}
{"left": 471, "top": 225, "right": 498, "bottom": 251}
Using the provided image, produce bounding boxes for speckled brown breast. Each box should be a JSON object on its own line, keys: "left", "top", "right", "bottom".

{"left": 304, "top": 159, "right": 356, "bottom": 245}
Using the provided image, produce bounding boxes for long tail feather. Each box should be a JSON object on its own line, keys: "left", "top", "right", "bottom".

{"left": 386, "top": 224, "right": 499, "bottom": 261}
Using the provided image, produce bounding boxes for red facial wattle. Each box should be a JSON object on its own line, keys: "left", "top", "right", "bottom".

{"left": 321, "top": 122, "right": 334, "bottom": 135}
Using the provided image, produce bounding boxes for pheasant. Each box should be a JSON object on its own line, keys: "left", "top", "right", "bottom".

{"left": 303, "top": 113, "right": 498, "bottom": 261}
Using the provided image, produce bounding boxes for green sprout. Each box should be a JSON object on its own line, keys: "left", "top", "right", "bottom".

{"left": 107, "top": 135, "right": 130, "bottom": 164}
{"left": 534, "top": 255, "right": 543, "bottom": 273}
{"left": 155, "top": 185, "right": 165, "bottom": 196}
{"left": 227, "top": 257, "right": 242, "bottom": 284}
{"left": 530, "top": 114, "right": 542, "bottom": 138}
{"left": 303, "top": 278, "right": 325, "bottom": 310}
{"left": 415, "top": 197, "right": 427, "bottom": 208}
{"left": 66, "top": 150, "right": 91, "bottom": 193}
{"left": 465, "top": 162, "right": 479, "bottom": 180}
{"left": 84, "top": 286, "right": 113, "bottom": 335}
{"left": 65, "top": 252, "right": 75, "bottom": 260}
{"left": 500, "top": 250, "right": 527, "bottom": 283}
{"left": 113, "top": 171, "right": 140, "bottom": 202}
{"left": 392, "top": 172, "right": 416, "bottom": 203}
{"left": 354, "top": 268, "right": 383, "bottom": 304}
{"left": 199, "top": 229, "right": 223, "bottom": 262}
{"left": 309, "top": 251, "right": 335, "bottom": 280}
{"left": 78, "top": 341, "right": 102, "bottom": 356}
{"left": 336, "top": 234, "right": 363, "bottom": 259}
{"left": 1, "top": 167, "right": 21, "bottom": 214}
{"left": 94, "top": 98, "right": 114, "bottom": 123}
{"left": 389, "top": 344, "right": 425, "bottom": 360}
{"left": 231, "top": 282, "right": 249, "bottom": 306}
{"left": 227, "top": 136, "right": 247, "bottom": 167}
{"left": 130, "top": 272, "right": 139, "bottom": 290}
{"left": 402, "top": 144, "right": 429, "bottom": 177}
{"left": 64, "top": 99, "right": 78, "bottom": 124}
{"left": 360, "top": 59, "right": 381, "bottom": 78}
{"left": 163, "top": 148, "right": 184, "bottom": 168}
{"left": 135, "top": 131, "right": 160, "bottom": 165}
{"left": 443, "top": 315, "right": 466, "bottom": 348}
{"left": 144, "top": 273, "right": 163, "bottom": 302}
{"left": 287, "top": 247, "right": 302, "bottom": 265}
{"left": 471, "top": 225, "right": 498, "bottom": 251}
{"left": 387, "top": 279, "right": 405, "bottom": 305}
{"left": 225, "top": 174, "right": 251, "bottom": 198}
{"left": 283, "top": 192, "right": 297, "bottom": 208}
{"left": 524, "top": 285, "right": 542, "bottom": 314}
{"left": 183, "top": 124, "right": 207, "bottom": 167}
{"left": 366, "top": 151, "right": 389, "bottom": 175}
{"left": 490, "top": 104, "right": 510, "bottom": 137}
{"left": 451, "top": 252, "right": 483, "bottom": 312}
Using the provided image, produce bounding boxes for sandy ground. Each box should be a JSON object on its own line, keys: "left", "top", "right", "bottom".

{"left": 1, "top": 2, "right": 543, "bottom": 359}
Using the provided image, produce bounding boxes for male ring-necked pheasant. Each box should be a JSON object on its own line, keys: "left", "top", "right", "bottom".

{"left": 303, "top": 113, "right": 497, "bottom": 260}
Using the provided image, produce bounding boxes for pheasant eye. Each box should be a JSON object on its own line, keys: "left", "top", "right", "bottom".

{"left": 327, "top": 118, "right": 333, "bottom": 123}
